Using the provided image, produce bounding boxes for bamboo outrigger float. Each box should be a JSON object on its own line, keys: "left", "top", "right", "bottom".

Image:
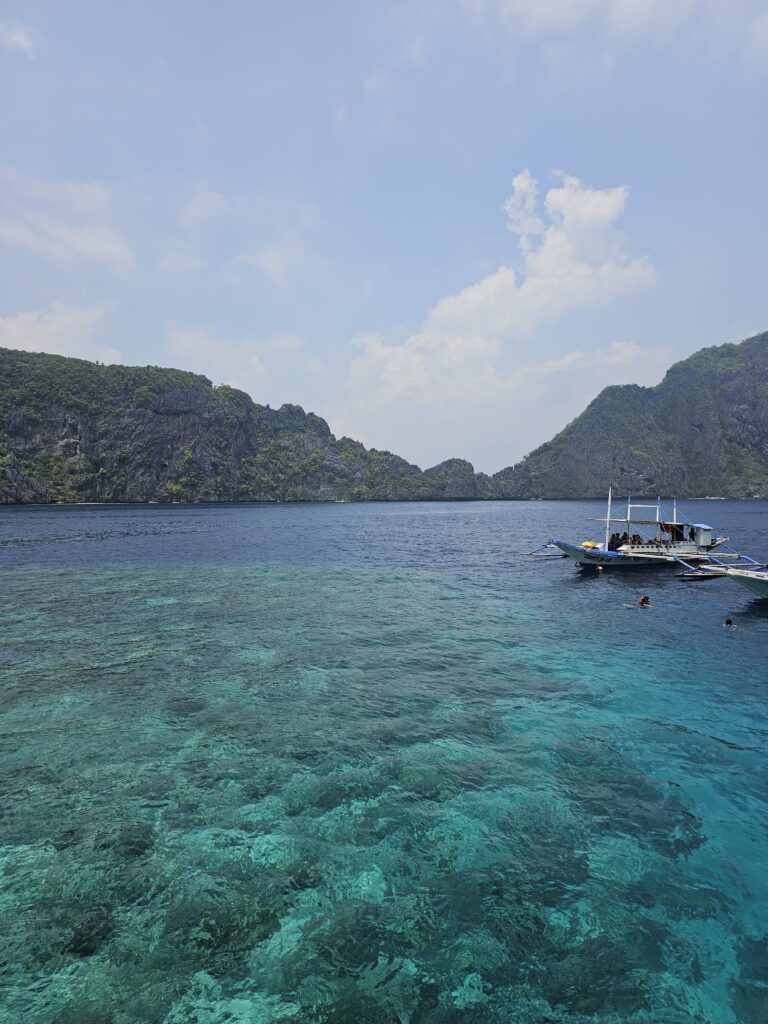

{"left": 676, "top": 552, "right": 768, "bottom": 596}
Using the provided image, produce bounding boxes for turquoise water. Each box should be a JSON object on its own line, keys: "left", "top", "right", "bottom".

{"left": 2, "top": 501, "right": 768, "bottom": 1023}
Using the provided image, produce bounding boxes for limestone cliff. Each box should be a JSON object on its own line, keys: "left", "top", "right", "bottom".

{"left": 0, "top": 349, "right": 477, "bottom": 503}
{"left": 487, "top": 331, "right": 768, "bottom": 498}
{"left": 3, "top": 331, "right": 768, "bottom": 503}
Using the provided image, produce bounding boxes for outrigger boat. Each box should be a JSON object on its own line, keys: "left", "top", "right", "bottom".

{"left": 552, "top": 489, "right": 730, "bottom": 569}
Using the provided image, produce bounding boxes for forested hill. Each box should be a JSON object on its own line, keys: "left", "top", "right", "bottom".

{"left": 0, "top": 348, "right": 487, "bottom": 503}
{"left": 492, "top": 330, "right": 768, "bottom": 498}
{"left": 2, "top": 332, "right": 768, "bottom": 503}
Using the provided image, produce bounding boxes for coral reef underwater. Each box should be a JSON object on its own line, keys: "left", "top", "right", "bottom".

{"left": 2, "top": 518, "right": 767, "bottom": 1023}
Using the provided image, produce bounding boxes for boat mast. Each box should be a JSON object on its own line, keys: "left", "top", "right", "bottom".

{"left": 605, "top": 487, "right": 612, "bottom": 550}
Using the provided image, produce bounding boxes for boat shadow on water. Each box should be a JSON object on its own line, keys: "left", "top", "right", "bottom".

{"left": 565, "top": 565, "right": 672, "bottom": 588}
{"left": 736, "top": 598, "right": 768, "bottom": 622}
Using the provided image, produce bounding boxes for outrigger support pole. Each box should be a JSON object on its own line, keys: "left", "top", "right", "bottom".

{"left": 605, "top": 487, "right": 612, "bottom": 552}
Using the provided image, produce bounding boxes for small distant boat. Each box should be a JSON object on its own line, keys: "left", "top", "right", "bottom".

{"left": 552, "top": 489, "right": 729, "bottom": 569}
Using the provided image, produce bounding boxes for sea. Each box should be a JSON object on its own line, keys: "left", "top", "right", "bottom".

{"left": 1, "top": 499, "right": 767, "bottom": 1024}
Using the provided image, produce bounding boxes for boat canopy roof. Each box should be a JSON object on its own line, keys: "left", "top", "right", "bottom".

{"left": 692, "top": 523, "right": 713, "bottom": 530}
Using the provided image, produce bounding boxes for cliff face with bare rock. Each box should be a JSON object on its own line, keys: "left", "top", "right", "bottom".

{"left": 488, "top": 331, "right": 768, "bottom": 499}
{"left": 2, "top": 331, "right": 768, "bottom": 503}
{"left": 0, "top": 349, "right": 480, "bottom": 503}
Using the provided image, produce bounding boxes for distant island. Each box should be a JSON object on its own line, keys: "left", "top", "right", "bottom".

{"left": 2, "top": 330, "right": 768, "bottom": 503}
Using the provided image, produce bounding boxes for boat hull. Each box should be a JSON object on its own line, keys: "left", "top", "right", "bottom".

{"left": 553, "top": 540, "right": 711, "bottom": 569}
{"left": 724, "top": 568, "right": 768, "bottom": 599}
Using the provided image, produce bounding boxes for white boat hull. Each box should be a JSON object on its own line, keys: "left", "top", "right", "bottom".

{"left": 554, "top": 540, "right": 714, "bottom": 569}
{"left": 724, "top": 568, "right": 768, "bottom": 599}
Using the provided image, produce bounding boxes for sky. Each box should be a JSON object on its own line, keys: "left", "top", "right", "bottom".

{"left": 1, "top": 1, "right": 767, "bottom": 473}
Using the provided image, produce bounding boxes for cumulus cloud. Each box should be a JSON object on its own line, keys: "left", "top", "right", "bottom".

{"left": 347, "top": 331, "right": 501, "bottom": 407}
{"left": 334, "top": 329, "right": 656, "bottom": 469}
{"left": 0, "top": 22, "right": 38, "bottom": 57}
{"left": 0, "top": 167, "right": 134, "bottom": 272}
{"left": 427, "top": 170, "right": 654, "bottom": 339}
{"left": 0, "top": 303, "right": 121, "bottom": 363}
{"left": 331, "top": 170, "right": 657, "bottom": 469}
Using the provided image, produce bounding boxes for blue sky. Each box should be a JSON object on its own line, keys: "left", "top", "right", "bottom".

{"left": 1, "top": 1, "right": 767, "bottom": 471}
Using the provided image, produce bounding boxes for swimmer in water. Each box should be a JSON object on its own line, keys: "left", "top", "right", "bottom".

{"left": 725, "top": 617, "right": 734, "bottom": 628}
{"left": 639, "top": 595, "right": 651, "bottom": 607}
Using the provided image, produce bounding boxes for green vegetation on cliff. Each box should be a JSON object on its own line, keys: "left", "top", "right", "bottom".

{"left": 491, "top": 331, "right": 768, "bottom": 498}
{"left": 0, "top": 348, "right": 478, "bottom": 503}
{"left": 3, "top": 332, "right": 768, "bottom": 503}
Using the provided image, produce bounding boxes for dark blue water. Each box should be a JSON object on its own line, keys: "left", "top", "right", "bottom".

{"left": 2, "top": 500, "right": 768, "bottom": 1023}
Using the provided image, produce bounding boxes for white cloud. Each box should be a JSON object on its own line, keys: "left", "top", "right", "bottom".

{"left": 462, "top": 0, "right": 768, "bottom": 72}
{"left": 179, "top": 188, "right": 227, "bottom": 232}
{"left": 363, "top": 71, "right": 391, "bottom": 98}
{"left": 306, "top": 357, "right": 328, "bottom": 376}
{"left": 0, "top": 22, "right": 38, "bottom": 57}
{"left": 745, "top": 10, "right": 768, "bottom": 67}
{"left": 0, "top": 214, "right": 135, "bottom": 271}
{"left": 0, "top": 167, "right": 134, "bottom": 272}
{"left": 0, "top": 166, "right": 110, "bottom": 215}
{"left": 347, "top": 330, "right": 501, "bottom": 406}
{"left": 604, "top": 339, "right": 641, "bottom": 363}
{"left": 331, "top": 170, "right": 657, "bottom": 469}
{"left": 258, "top": 332, "right": 304, "bottom": 354}
{"left": 158, "top": 242, "right": 203, "bottom": 274}
{"left": 237, "top": 241, "right": 306, "bottom": 284}
{"left": 0, "top": 303, "right": 121, "bottom": 363}
{"left": 166, "top": 325, "right": 312, "bottom": 399}
{"left": 186, "top": 118, "right": 210, "bottom": 144}
{"left": 427, "top": 170, "right": 655, "bottom": 340}
{"left": 166, "top": 326, "right": 265, "bottom": 387}
{"left": 465, "top": 0, "right": 699, "bottom": 41}
{"left": 332, "top": 329, "right": 655, "bottom": 469}
{"left": 168, "top": 184, "right": 314, "bottom": 284}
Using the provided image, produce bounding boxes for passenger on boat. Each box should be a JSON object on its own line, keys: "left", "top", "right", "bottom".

{"left": 621, "top": 532, "right": 629, "bottom": 545}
